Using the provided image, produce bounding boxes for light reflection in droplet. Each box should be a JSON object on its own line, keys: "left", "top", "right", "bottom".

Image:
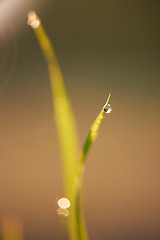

{"left": 57, "top": 198, "right": 71, "bottom": 209}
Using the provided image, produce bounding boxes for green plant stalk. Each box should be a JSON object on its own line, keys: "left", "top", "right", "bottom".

{"left": 29, "top": 15, "right": 79, "bottom": 240}
{"left": 28, "top": 12, "right": 112, "bottom": 240}
{"left": 73, "top": 94, "right": 111, "bottom": 240}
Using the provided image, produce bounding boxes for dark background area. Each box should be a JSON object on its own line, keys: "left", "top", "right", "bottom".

{"left": 0, "top": 0, "right": 160, "bottom": 239}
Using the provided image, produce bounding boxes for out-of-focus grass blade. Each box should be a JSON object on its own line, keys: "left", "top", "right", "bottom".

{"left": 73, "top": 94, "right": 112, "bottom": 240}
{"left": 27, "top": 11, "right": 79, "bottom": 240}
{"left": 1, "top": 214, "right": 24, "bottom": 240}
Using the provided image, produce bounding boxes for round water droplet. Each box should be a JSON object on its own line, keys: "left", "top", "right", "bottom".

{"left": 103, "top": 104, "right": 112, "bottom": 114}
{"left": 27, "top": 11, "right": 40, "bottom": 29}
{"left": 57, "top": 198, "right": 71, "bottom": 209}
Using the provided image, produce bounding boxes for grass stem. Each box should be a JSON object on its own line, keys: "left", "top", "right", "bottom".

{"left": 27, "top": 11, "right": 79, "bottom": 240}
{"left": 27, "top": 11, "right": 112, "bottom": 240}
{"left": 73, "top": 94, "right": 111, "bottom": 240}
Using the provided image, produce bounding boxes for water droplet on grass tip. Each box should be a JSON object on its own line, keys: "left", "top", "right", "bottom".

{"left": 27, "top": 11, "right": 40, "bottom": 29}
{"left": 103, "top": 104, "right": 112, "bottom": 114}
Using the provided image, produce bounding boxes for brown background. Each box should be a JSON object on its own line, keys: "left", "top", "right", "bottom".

{"left": 0, "top": 0, "right": 160, "bottom": 239}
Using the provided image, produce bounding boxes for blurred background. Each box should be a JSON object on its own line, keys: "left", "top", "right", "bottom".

{"left": 0, "top": 0, "right": 160, "bottom": 239}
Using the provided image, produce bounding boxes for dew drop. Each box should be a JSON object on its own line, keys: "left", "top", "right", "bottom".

{"left": 27, "top": 11, "right": 40, "bottom": 29}
{"left": 103, "top": 104, "right": 112, "bottom": 114}
{"left": 57, "top": 198, "right": 71, "bottom": 209}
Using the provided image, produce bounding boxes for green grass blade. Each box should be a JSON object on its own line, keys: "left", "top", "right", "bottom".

{"left": 27, "top": 12, "right": 112, "bottom": 240}
{"left": 27, "top": 12, "right": 79, "bottom": 240}
{"left": 73, "top": 94, "right": 112, "bottom": 240}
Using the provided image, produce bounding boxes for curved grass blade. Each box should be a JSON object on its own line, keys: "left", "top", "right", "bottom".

{"left": 73, "top": 94, "right": 112, "bottom": 240}
{"left": 27, "top": 11, "right": 112, "bottom": 240}
{"left": 27, "top": 11, "right": 79, "bottom": 240}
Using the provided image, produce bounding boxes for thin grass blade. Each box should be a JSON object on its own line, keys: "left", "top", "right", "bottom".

{"left": 27, "top": 12, "right": 79, "bottom": 240}
{"left": 73, "top": 94, "right": 112, "bottom": 240}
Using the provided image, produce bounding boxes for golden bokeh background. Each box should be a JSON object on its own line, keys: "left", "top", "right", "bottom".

{"left": 0, "top": 0, "right": 160, "bottom": 239}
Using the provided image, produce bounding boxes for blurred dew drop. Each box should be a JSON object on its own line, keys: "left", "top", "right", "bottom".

{"left": 57, "top": 208, "right": 69, "bottom": 218}
{"left": 57, "top": 198, "right": 71, "bottom": 209}
{"left": 27, "top": 11, "right": 40, "bottom": 29}
{"left": 56, "top": 198, "right": 71, "bottom": 218}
